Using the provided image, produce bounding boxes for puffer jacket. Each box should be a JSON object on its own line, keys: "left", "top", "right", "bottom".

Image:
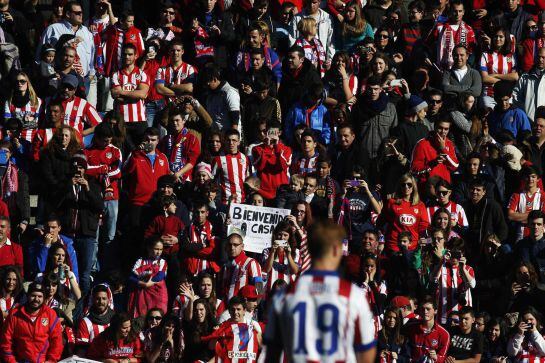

{"left": 284, "top": 101, "right": 331, "bottom": 145}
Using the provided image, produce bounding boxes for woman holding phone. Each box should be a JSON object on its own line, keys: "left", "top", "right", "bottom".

{"left": 507, "top": 307, "right": 545, "bottom": 361}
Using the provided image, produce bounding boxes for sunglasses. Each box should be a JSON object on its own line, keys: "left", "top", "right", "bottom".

{"left": 16, "top": 79, "right": 27, "bottom": 84}
{"left": 377, "top": 34, "right": 389, "bottom": 39}
{"left": 530, "top": 25, "right": 538, "bottom": 29}
{"left": 429, "top": 99, "right": 442, "bottom": 104}
{"left": 149, "top": 316, "right": 162, "bottom": 321}
{"left": 71, "top": 10, "right": 83, "bottom": 15}
{"left": 402, "top": 183, "right": 413, "bottom": 188}
{"left": 438, "top": 190, "right": 450, "bottom": 196}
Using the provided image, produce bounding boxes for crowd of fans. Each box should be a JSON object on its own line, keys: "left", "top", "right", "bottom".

{"left": 0, "top": 0, "right": 545, "bottom": 361}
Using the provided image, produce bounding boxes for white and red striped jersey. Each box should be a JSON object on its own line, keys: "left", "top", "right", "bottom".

{"left": 219, "top": 252, "right": 263, "bottom": 301}
{"left": 261, "top": 247, "right": 300, "bottom": 293}
{"left": 291, "top": 152, "right": 319, "bottom": 176}
{"left": 361, "top": 280, "right": 388, "bottom": 336}
{"left": 480, "top": 51, "right": 516, "bottom": 97}
{"left": 204, "top": 320, "right": 261, "bottom": 363}
{"left": 508, "top": 332, "right": 545, "bottom": 363}
{"left": 31, "top": 128, "right": 56, "bottom": 161}
{"left": 46, "top": 96, "right": 102, "bottom": 136}
{"left": 155, "top": 62, "right": 197, "bottom": 99}
{"left": 212, "top": 152, "right": 250, "bottom": 204}
{"left": 265, "top": 270, "right": 376, "bottom": 362}
{"left": 298, "top": 229, "right": 311, "bottom": 274}
{"left": 4, "top": 99, "right": 42, "bottom": 142}
{"left": 183, "top": 221, "right": 219, "bottom": 276}
{"left": 508, "top": 190, "right": 545, "bottom": 241}
{"left": 427, "top": 201, "right": 469, "bottom": 228}
{"left": 172, "top": 293, "right": 191, "bottom": 321}
{"left": 76, "top": 316, "right": 110, "bottom": 345}
{"left": 111, "top": 66, "right": 149, "bottom": 123}
{"left": 436, "top": 262, "right": 475, "bottom": 325}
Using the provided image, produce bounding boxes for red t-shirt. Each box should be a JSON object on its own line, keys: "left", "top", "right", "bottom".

{"left": 384, "top": 199, "right": 429, "bottom": 252}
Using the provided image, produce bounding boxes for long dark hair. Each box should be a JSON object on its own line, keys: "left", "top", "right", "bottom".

{"left": 271, "top": 220, "right": 298, "bottom": 257}
{"left": 290, "top": 201, "right": 313, "bottom": 229}
{"left": 44, "top": 242, "right": 71, "bottom": 274}
{"left": 190, "top": 298, "right": 215, "bottom": 337}
{"left": 0, "top": 266, "right": 23, "bottom": 299}
{"left": 196, "top": 273, "right": 219, "bottom": 317}
{"left": 104, "top": 312, "right": 137, "bottom": 348}
{"left": 380, "top": 307, "right": 405, "bottom": 345}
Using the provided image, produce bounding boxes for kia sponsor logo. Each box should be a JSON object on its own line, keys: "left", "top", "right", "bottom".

{"left": 399, "top": 214, "right": 416, "bottom": 226}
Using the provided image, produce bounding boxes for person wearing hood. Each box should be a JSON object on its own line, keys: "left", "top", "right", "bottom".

{"left": 277, "top": 45, "right": 321, "bottom": 114}
{"left": 513, "top": 46, "right": 545, "bottom": 122}
{"left": 203, "top": 64, "right": 241, "bottom": 132}
{"left": 284, "top": 82, "right": 331, "bottom": 145}
{"left": 351, "top": 74, "right": 398, "bottom": 158}
{"left": 392, "top": 94, "right": 430, "bottom": 159}
{"left": 75, "top": 284, "right": 115, "bottom": 356}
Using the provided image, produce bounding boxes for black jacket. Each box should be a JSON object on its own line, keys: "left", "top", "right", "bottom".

{"left": 56, "top": 178, "right": 104, "bottom": 237}
{"left": 278, "top": 58, "right": 321, "bottom": 114}
{"left": 463, "top": 197, "right": 508, "bottom": 248}
{"left": 331, "top": 143, "right": 371, "bottom": 183}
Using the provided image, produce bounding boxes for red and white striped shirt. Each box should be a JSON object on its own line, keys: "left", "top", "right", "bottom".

{"left": 298, "top": 228, "right": 311, "bottom": 274}
{"left": 183, "top": 220, "right": 219, "bottom": 276}
{"left": 204, "top": 320, "right": 261, "bottom": 363}
{"left": 508, "top": 190, "right": 545, "bottom": 241}
{"left": 219, "top": 252, "right": 263, "bottom": 301}
{"left": 509, "top": 332, "right": 545, "bottom": 363}
{"left": 436, "top": 262, "right": 475, "bottom": 325}
{"left": 261, "top": 247, "right": 300, "bottom": 293}
{"left": 427, "top": 201, "right": 469, "bottom": 228}
{"left": 172, "top": 293, "right": 191, "bottom": 321}
{"left": 265, "top": 270, "right": 376, "bottom": 362}
{"left": 361, "top": 280, "right": 388, "bottom": 336}
{"left": 291, "top": 152, "right": 319, "bottom": 176}
{"left": 47, "top": 96, "right": 102, "bottom": 136}
{"left": 31, "top": 128, "right": 55, "bottom": 161}
{"left": 155, "top": 62, "right": 197, "bottom": 99}
{"left": 111, "top": 66, "right": 149, "bottom": 123}
{"left": 132, "top": 257, "right": 167, "bottom": 280}
{"left": 4, "top": 99, "right": 42, "bottom": 142}
{"left": 212, "top": 152, "right": 250, "bottom": 204}
{"left": 480, "top": 51, "right": 516, "bottom": 97}
{"left": 76, "top": 316, "right": 110, "bottom": 345}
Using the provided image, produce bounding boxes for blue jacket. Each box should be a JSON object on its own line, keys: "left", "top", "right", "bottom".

{"left": 285, "top": 102, "right": 332, "bottom": 145}
{"left": 28, "top": 234, "right": 79, "bottom": 281}
{"left": 489, "top": 107, "right": 531, "bottom": 138}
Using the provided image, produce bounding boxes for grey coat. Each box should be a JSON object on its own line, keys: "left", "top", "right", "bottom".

{"left": 441, "top": 67, "right": 482, "bottom": 98}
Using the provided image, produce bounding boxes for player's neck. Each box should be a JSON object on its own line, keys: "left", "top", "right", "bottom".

{"left": 311, "top": 259, "right": 338, "bottom": 272}
{"left": 422, "top": 319, "right": 435, "bottom": 330}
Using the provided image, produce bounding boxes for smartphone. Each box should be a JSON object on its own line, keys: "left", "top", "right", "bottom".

{"left": 390, "top": 79, "right": 402, "bottom": 87}
{"left": 527, "top": 322, "right": 534, "bottom": 330}
{"left": 350, "top": 179, "right": 360, "bottom": 187}
{"left": 451, "top": 251, "right": 462, "bottom": 259}
{"left": 273, "top": 240, "right": 287, "bottom": 248}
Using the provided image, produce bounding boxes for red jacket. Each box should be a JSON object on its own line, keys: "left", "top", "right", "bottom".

{"left": 405, "top": 321, "right": 450, "bottom": 363}
{"left": 252, "top": 142, "right": 292, "bottom": 199}
{"left": 144, "top": 214, "right": 185, "bottom": 254}
{"left": 124, "top": 150, "right": 169, "bottom": 206}
{"left": 85, "top": 144, "right": 123, "bottom": 200}
{"left": 0, "top": 304, "right": 63, "bottom": 363}
{"left": 0, "top": 239, "right": 23, "bottom": 275}
{"left": 411, "top": 135, "right": 459, "bottom": 186}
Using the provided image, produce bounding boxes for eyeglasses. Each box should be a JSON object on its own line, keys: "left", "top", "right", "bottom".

{"left": 149, "top": 316, "right": 162, "bottom": 321}
{"left": 16, "top": 79, "right": 27, "bottom": 84}
{"left": 401, "top": 183, "right": 413, "bottom": 188}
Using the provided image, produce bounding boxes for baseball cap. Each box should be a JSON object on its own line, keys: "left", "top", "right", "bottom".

{"left": 61, "top": 74, "right": 79, "bottom": 89}
{"left": 27, "top": 282, "right": 45, "bottom": 295}
{"left": 227, "top": 225, "right": 246, "bottom": 239}
{"left": 390, "top": 295, "right": 411, "bottom": 309}
{"left": 238, "top": 285, "right": 262, "bottom": 300}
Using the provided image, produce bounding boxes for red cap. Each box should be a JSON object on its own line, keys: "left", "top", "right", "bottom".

{"left": 390, "top": 295, "right": 411, "bottom": 308}
{"left": 238, "top": 285, "right": 263, "bottom": 299}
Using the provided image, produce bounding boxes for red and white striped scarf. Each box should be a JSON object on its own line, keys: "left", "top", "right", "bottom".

{"left": 439, "top": 22, "right": 470, "bottom": 70}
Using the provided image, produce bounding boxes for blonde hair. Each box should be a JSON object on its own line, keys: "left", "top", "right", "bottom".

{"left": 255, "top": 20, "right": 271, "bottom": 46}
{"left": 394, "top": 173, "right": 420, "bottom": 205}
{"left": 298, "top": 17, "right": 317, "bottom": 37}
{"left": 10, "top": 72, "right": 39, "bottom": 108}
{"left": 291, "top": 174, "right": 304, "bottom": 187}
